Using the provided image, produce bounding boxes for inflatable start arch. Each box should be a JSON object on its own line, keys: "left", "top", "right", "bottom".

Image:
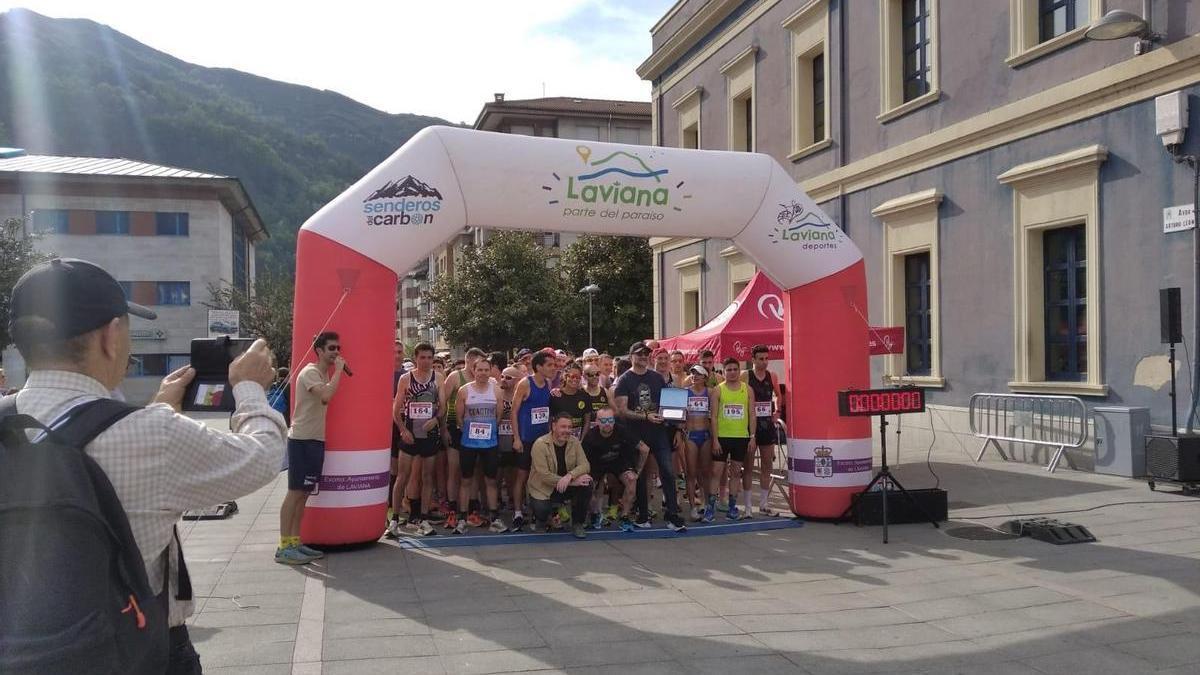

{"left": 292, "top": 127, "right": 871, "bottom": 545}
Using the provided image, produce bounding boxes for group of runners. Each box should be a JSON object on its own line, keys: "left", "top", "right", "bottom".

{"left": 385, "top": 339, "right": 785, "bottom": 540}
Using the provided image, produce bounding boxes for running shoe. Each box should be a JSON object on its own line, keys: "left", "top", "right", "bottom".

{"left": 452, "top": 519, "right": 468, "bottom": 535}
{"left": 466, "top": 512, "right": 485, "bottom": 528}
{"left": 716, "top": 501, "right": 729, "bottom": 513}
{"left": 296, "top": 544, "right": 324, "bottom": 559}
{"left": 385, "top": 521, "right": 402, "bottom": 539}
{"left": 633, "top": 517, "right": 653, "bottom": 529}
{"left": 444, "top": 511, "right": 459, "bottom": 530}
{"left": 701, "top": 503, "right": 715, "bottom": 523}
{"left": 572, "top": 523, "right": 587, "bottom": 539}
{"left": 415, "top": 520, "right": 437, "bottom": 536}
{"left": 760, "top": 505, "right": 781, "bottom": 517}
{"left": 690, "top": 505, "right": 703, "bottom": 522}
{"left": 556, "top": 505, "right": 572, "bottom": 525}
{"left": 604, "top": 504, "right": 620, "bottom": 522}
{"left": 587, "top": 512, "right": 600, "bottom": 530}
{"left": 619, "top": 517, "right": 635, "bottom": 533}
{"left": 667, "top": 515, "right": 688, "bottom": 532}
{"left": 511, "top": 514, "right": 526, "bottom": 532}
{"left": 489, "top": 517, "right": 509, "bottom": 533}
{"left": 274, "top": 547, "right": 311, "bottom": 565}
{"left": 727, "top": 504, "right": 741, "bottom": 520}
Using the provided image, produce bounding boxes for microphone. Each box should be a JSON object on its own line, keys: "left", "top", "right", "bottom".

{"left": 342, "top": 362, "right": 354, "bottom": 377}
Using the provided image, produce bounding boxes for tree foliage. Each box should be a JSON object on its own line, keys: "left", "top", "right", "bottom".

{"left": 205, "top": 272, "right": 295, "bottom": 368}
{"left": 558, "top": 235, "right": 653, "bottom": 353}
{"left": 424, "top": 233, "right": 653, "bottom": 353}
{"left": 425, "top": 232, "right": 570, "bottom": 351}
{"left": 0, "top": 218, "right": 51, "bottom": 354}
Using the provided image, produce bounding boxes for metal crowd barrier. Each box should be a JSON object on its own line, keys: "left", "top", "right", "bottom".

{"left": 969, "top": 393, "right": 1088, "bottom": 473}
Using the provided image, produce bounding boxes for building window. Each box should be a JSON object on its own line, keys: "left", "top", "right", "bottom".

{"left": 721, "top": 46, "right": 756, "bottom": 152}
{"left": 683, "top": 290, "right": 700, "bottom": 331}
{"left": 784, "top": 1, "right": 830, "bottom": 158}
{"left": 999, "top": 144, "right": 1107, "bottom": 395}
{"left": 675, "top": 254, "right": 704, "bottom": 334}
{"left": 901, "top": 0, "right": 932, "bottom": 102}
{"left": 904, "top": 252, "right": 932, "bottom": 375}
{"left": 156, "top": 282, "right": 191, "bottom": 306}
{"left": 32, "top": 209, "right": 69, "bottom": 233}
{"left": 721, "top": 245, "right": 755, "bottom": 303}
{"left": 232, "top": 226, "right": 249, "bottom": 293}
{"left": 129, "top": 354, "right": 190, "bottom": 377}
{"left": 879, "top": 0, "right": 939, "bottom": 121}
{"left": 95, "top": 211, "right": 130, "bottom": 235}
{"left": 1038, "top": 0, "right": 1088, "bottom": 42}
{"left": 874, "top": 188, "right": 944, "bottom": 386}
{"left": 614, "top": 126, "right": 643, "bottom": 144}
{"left": 156, "top": 212, "right": 189, "bottom": 236}
{"left": 575, "top": 125, "right": 601, "bottom": 141}
{"left": 673, "top": 86, "right": 702, "bottom": 149}
{"left": 1009, "top": 0, "right": 1100, "bottom": 66}
{"left": 1043, "top": 225, "right": 1087, "bottom": 381}
{"left": 812, "top": 54, "right": 826, "bottom": 142}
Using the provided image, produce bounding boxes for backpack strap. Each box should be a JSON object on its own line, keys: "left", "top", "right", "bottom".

{"left": 49, "top": 398, "right": 139, "bottom": 451}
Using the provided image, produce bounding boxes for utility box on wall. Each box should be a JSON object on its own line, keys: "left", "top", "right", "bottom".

{"left": 1093, "top": 407, "right": 1151, "bottom": 477}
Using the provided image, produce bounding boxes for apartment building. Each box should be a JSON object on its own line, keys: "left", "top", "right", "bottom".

{"left": 0, "top": 151, "right": 267, "bottom": 402}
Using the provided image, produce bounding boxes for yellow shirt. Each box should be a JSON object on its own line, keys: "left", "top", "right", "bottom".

{"left": 290, "top": 363, "right": 330, "bottom": 441}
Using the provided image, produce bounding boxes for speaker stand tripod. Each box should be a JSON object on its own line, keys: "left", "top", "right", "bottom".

{"left": 839, "top": 414, "right": 941, "bottom": 543}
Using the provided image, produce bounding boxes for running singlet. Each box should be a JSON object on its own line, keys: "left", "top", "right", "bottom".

{"left": 551, "top": 389, "right": 590, "bottom": 439}
{"left": 405, "top": 371, "right": 439, "bottom": 439}
{"left": 716, "top": 381, "right": 750, "bottom": 438}
{"left": 445, "top": 370, "right": 468, "bottom": 426}
{"left": 586, "top": 388, "right": 610, "bottom": 428}
{"left": 748, "top": 370, "right": 775, "bottom": 418}
{"left": 460, "top": 383, "right": 498, "bottom": 449}
{"left": 517, "top": 376, "right": 552, "bottom": 443}
{"left": 498, "top": 399, "right": 514, "bottom": 452}
{"left": 686, "top": 388, "right": 710, "bottom": 419}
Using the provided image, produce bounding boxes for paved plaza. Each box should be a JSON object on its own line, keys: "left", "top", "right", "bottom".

{"left": 182, "top": 427, "right": 1200, "bottom": 675}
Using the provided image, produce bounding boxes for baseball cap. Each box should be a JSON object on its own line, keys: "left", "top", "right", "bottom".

{"left": 554, "top": 349, "right": 567, "bottom": 358}
{"left": 10, "top": 258, "right": 157, "bottom": 342}
{"left": 515, "top": 348, "right": 532, "bottom": 359}
{"left": 628, "top": 341, "right": 651, "bottom": 356}
{"left": 689, "top": 364, "right": 708, "bottom": 377}
{"left": 582, "top": 348, "right": 599, "bottom": 358}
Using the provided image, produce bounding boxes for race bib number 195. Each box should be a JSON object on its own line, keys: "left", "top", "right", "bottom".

{"left": 723, "top": 404, "right": 744, "bottom": 420}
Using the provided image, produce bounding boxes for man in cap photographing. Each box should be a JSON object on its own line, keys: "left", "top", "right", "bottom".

{"left": 2, "top": 258, "right": 286, "bottom": 673}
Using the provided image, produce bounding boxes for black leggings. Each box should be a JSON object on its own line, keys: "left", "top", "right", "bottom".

{"left": 530, "top": 485, "right": 590, "bottom": 525}
{"left": 459, "top": 447, "right": 499, "bottom": 479}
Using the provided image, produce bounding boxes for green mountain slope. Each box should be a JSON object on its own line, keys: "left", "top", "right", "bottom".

{"left": 0, "top": 8, "right": 452, "bottom": 273}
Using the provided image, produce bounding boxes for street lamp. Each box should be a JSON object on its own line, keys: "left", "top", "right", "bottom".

{"left": 1084, "top": 2, "right": 1163, "bottom": 54}
{"left": 579, "top": 283, "right": 600, "bottom": 349}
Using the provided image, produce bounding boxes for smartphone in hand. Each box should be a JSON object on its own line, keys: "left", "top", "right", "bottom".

{"left": 181, "top": 337, "right": 255, "bottom": 412}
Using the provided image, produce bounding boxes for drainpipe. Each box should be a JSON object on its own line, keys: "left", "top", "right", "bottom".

{"left": 838, "top": 0, "right": 849, "bottom": 232}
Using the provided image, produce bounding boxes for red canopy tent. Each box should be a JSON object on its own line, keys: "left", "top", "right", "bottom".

{"left": 658, "top": 271, "right": 785, "bottom": 363}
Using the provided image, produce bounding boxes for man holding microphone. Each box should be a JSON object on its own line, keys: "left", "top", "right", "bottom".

{"left": 277, "top": 331, "right": 346, "bottom": 564}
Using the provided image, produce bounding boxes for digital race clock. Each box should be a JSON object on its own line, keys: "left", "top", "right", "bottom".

{"left": 837, "top": 387, "right": 926, "bottom": 417}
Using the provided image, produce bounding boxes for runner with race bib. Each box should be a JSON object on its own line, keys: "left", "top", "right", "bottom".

{"left": 453, "top": 358, "right": 503, "bottom": 534}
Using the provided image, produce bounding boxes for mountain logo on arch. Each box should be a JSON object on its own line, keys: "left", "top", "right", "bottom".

{"left": 362, "top": 175, "right": 443, "bottom": 227}
{"left": 544, "top": 145, "right": 692, "bottom": 222}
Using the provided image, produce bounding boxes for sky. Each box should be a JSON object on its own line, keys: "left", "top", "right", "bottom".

{"left": 0, "top": 0, "right": 676, "bottom": 123}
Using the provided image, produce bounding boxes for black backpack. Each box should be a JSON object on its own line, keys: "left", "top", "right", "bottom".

{"left": 0, "top": 396, "right": 169, "bottom": 675}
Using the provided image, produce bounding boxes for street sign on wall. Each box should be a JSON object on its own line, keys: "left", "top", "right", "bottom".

{"left": 1164, "top": 204, "right": 1195, "bottom": 233}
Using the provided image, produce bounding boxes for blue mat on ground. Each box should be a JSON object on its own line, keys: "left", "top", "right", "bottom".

{"left": 395, "top": 517, "right": 803, "bottom": 549}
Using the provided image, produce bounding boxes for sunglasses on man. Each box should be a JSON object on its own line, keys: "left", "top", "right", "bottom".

{"left": 596, "top": 416, "right": 616, "bottom": 424}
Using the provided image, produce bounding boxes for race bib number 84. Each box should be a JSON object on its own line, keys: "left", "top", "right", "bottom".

{"left": 468, "top": 422, "right": 492, "bottom": 440}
